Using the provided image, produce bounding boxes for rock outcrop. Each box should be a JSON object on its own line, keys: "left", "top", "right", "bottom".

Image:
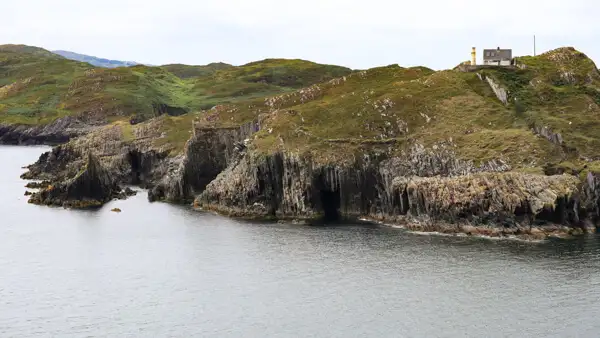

{"left": 532, "top": 124, "right": 564, "bottom": 146}
{"left": 0, "top": 115, "right": 100, "bottom": 145}
{"left": 149, "top": 122, "right": 258, "bottom": 202}
{"left": 197, "top": 143, "right": 510, "bottom": 220}
{"left": 28, "top": 153, "right": 122, "bottom": 208}
{"left": 195, "top": 142, "right": 600, "bottom": 239}
{"left": 22, "top": 120, "right": 173, "bottom": 190}
{"left": 477, "top": 73, "right": 509, "bottom": 105}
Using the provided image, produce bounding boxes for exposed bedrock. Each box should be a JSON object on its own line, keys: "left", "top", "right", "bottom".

{"left": 20, "top": 121, "right": 171, "bottom": 209}
{"left": 22, "top": 139, "right": 168, "bottom": 188}
{"left": 148, "top": 122, "right": 258, "bottom": 203}
{"left": 196, "top": 143, "right": 600, "bottom": 238}
{"left": 0, "top": 115, "right": 102, "bottom": 145}
{"left": 28, "top": 153, "right": 123, "bottom": 208}
{"left": 197, "top": 144, "right": 509, "bottom": 220}
{"left": 16, "top": 116, "right": 600, "bottom": 239}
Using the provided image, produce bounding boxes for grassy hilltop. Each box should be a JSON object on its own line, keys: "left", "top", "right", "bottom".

{"left": 194, "top": 47, "right": 600, "bottom": 173}
{"left": 0, "top": 44, "right": 351, "bottom": 125}
{"left": 2, "top": 44, "right": 600, "bottom": 174}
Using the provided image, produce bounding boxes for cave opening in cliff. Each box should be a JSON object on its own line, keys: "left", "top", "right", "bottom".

{"left": 127, "top": 150, "right": 142, "bottom": 185}
{"left": 320, "top": 189, "right": 341, "bottom": 222}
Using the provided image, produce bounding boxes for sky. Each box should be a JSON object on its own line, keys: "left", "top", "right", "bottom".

{"left": 1, "top": 0, "right": 598, "bottom": 70}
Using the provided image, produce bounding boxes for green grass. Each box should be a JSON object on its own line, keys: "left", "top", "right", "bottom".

{"left": 161, "top": 62, "right": 233, "bottom": 78}
{"left": 150, "top": 114, "right": 199, "bottom": 152}
{"left": 201, "top": 49, "right": 600, "bottom": 168}
{"left": 5, "top": 44, "right": 600, "bottom": 170}
{"left": 0, "top": 45, "right": 353, "bottom": 126}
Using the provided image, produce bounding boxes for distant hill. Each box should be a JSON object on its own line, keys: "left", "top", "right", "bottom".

{"left": 11, "top": 43, "right": 600, "bottom": 174}
{"left": 0, "top": 44, "right": 352, "bottom": 133}
{"left": 52, "top": 50, "right": 138, "bottom": 68}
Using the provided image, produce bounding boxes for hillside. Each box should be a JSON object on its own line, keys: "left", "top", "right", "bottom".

{"left": 0, "top": 44, "right": 61, "bottom": 58}
{"left": 0, "top": 45, "right": 353, "bottom": 127}
{"left": 161, "top": 63, "right": 234, "bottom": 78}
{"left": 193, "top": 48, "right": 600, "bottom": 173}
{"left": 53, "top": 50, "right": 139, "bottom": 68}
{"left": 8, "top": 43, "right": 600, "bottom": 238}
{"left": 4, "top": 44, "right": 600, "bottom": 167}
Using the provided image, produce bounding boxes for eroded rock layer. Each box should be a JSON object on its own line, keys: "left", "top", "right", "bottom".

{"left": 28, "top": 153, "right": 122, "bottom": 208}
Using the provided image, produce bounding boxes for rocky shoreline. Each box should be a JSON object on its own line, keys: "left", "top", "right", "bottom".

{"left": 6, "top": 116, "right": 599, "bottom": 240}
{"left": 6, "top": 117, "right": 600, "bottom": 240}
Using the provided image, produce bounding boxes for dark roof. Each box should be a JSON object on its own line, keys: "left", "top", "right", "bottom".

{"left": 483, "top": 48, "right": 512, "bottom": 60}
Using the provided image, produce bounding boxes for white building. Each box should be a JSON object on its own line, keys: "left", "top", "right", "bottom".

{"left": 483, "top": 47, "right": 512, "bottom": 66}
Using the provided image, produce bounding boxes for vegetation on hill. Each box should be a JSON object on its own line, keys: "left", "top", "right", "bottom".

{"left": 0, "top": 45, "right": 352, "bottom": 125}
{"left": 193, "top": 48, "right": 600, "bottom": 172}
{"left": 3, "top": 44, "right": 600, "bottom": 175}
{"left": 0, "top": 44, "right": 61, "bottom": 58}
{"left": 161, "top": 63, "right": 234, "bottom": 78}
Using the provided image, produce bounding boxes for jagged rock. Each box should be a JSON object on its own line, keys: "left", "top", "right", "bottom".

{"left": 21, "top": 144, "right": 84, "bottom": 181}
{"left": 0, "top": 115, "right": 99, "bottom": 145}
{"left": 478, "top": 73, "right": 509, "bottom": 105}
{"left": 197, "top": 143, "right": 600, "bottom": 239}
{"left": 22, "top": 121, "right": 172, "bottom": 192}
{"left": 149, "top": 122, "right": 258, "bottom": 203}
{"left": 196, "top": 143, "right": 512, "bottom": 221}
{"left": 117, "top": 187, "right": 138, "bottom": 200}
{"left": 24, "top": 180, "right": 51, "bottom": 189}
{"left": 532, "top": 125, "right": 563, "bottom": 145}
{"left": 28, "top": 153, "right": 121, "bottom": 208}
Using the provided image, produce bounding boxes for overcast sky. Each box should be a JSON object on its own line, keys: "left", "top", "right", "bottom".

{"left": 2, "top": 0, "right": 598, "bottom": 70}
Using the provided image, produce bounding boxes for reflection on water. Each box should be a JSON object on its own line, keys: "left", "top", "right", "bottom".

{"left": 1, "top": 146, "right": 600, "bottom": 338}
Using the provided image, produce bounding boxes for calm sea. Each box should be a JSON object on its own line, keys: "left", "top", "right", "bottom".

{"left": 1, "top": 146, "right": 600, "bottom": 337}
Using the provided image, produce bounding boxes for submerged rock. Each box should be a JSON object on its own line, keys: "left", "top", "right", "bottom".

{"left": 28, "top": 153, "right": 122, "bottom": 209}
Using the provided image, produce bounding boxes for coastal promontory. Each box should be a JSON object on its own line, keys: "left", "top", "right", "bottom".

{"left": 3, "top": 44, "right": 600, "bottom": 239}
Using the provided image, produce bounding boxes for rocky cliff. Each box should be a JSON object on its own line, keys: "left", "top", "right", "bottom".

{"left": 7, "top": 44, "right": 600, "bottom": 239}
{"left": 21, "top": 119, "right": 173, "bottom": 206}
{"left": 197, "top": 142, "right": 508, "bottom": 218}
{"left": 195, "top": 141, "right": 600, "bottom": 239}
{"left": 149, "top": 121, "right": 259, "bottom": 202}
{"left": 0, "top": 115, "right": 98, "bottom": 145}
{"left": 28, "top": 153, "right": 126, "bottom": 208}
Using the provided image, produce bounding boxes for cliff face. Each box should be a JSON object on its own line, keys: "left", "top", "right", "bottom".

{"left": 0, "top": 115, "right": 97, "bottom": 145}
{"left": 197, "top": 143, "right": 511, "bottom": 220}
{"left": 28, "top": 153, "right": 123, "bottom": 208}
{"left": 196, "top": 143, "right": 600, "bottom": 238}
{"left": 149, "top": 122, "right": 258, "bottom": 202}
{"left": 22, "top": 120, "right": 172, "bottom": 203}
{"left": 9, "top": 45, "right": 600, "bottom": 239}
